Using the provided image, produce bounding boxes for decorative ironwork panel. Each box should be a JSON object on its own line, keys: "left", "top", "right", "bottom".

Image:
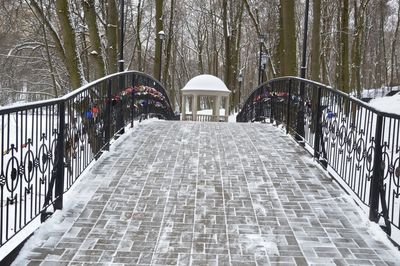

{"left": 0, "top": 71, "right": 175, "bottom": 249}
{"left": 237, "top": 77, "right": 400, "bottom": 235}
{"left": 0, "top": 102, "right": 60, "bottom": 245}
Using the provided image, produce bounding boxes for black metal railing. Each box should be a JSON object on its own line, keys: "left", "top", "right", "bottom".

{"left": 237, "top": 77, "right": 400, "bottom": 243}
{"left": 0, "top": 71, "right": 175, "bottom": 249}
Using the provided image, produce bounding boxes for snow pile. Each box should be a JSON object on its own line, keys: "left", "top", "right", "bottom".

{"left": 369, "top": 93, "right": 400, "bottom": 115}
{"left": 228, "top": 112, "right": 237, "bottom": 122}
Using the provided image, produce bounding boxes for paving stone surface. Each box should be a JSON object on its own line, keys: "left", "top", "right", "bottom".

{"left": 13, "top": 121, "right": 400, "bottom": 265}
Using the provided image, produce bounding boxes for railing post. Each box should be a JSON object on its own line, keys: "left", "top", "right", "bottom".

{"left": 117, "top": 75, "right": 125, "bottom": 134}
{"left": 250, "top": 98, "right": 254, "bottom": 122}
{"left": 286, "top": 79, "right": 292, "bottom": 134}
{"left": 54, "top": 101, "right": 65, "bottom": 210}
{"left": 146, "top": 93, "right": 150, "bottom": 119}
{"left": 270, "top": 92, "right": 275, "bottom": 125}
{"left": 253, "top": 95, "right": 256, "bottom": 122}
{"left": 131, "top": 90, "right": 135, "bottom": 128}
{"left": 104, "top": 79, "right": 112, "bottom": 151}
{"left": 313, "top": 86, "right": 322, "bottom": 159}
{"left": 369, "top": 114, "right": 383, "bottom": 222}
{"left": 296, "top": 80, "right": 306, "bottom": 141}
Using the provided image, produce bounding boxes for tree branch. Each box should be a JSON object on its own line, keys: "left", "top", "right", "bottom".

{"left": 26, "top": 0, "right": 66, "bottom": 63}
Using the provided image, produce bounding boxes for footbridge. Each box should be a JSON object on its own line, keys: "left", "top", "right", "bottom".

{"left": 0, "top": 72, "right": 399, "bottom": 265}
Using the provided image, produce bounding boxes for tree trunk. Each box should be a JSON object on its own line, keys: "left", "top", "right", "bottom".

{"left": 106, "top": 0, "right": 119, "bottom": 74}
{"left": 82, "top": 0, "right": 106, "bottom": 79}
{"left": 163, "top": 0, "right": 175, "bottom": 91}
{"left": 310, "top": 0, "right": 321, "bottom": 82}
{"left": 350, "top": 0, "right": 369, "bottom": 97}
{"left": 280, "top": 0, "right": 297, "bottom": 76}
{"left": 350, "top": 0, "right": 361, "bottom": 97}
{"left": 132, "top": 0, "right": 144, "bottom": 71}
{"left": 379, "top": 1, "right": 388, "bottom": 87}
{"left": 310, "top": 0, "right": 321, "bottom": 133}
{"left": 339, "top": 0, "right": 350, "bottom": 94}
{"left": 243, "top": 0, "right": 276, "bottom": 77}
{"left": 320, "top": 1, "right": 329, "bottom": 84}
{"left": 55, "top": 0, "right": 83, "bottom": 89}
{"left": 222, "top": 0, "right": 232, "bottom": 93}
{"left": 277, "top": 2, "right": 285, "bottom": 76}
{"left": 40, "top": 7, "right": 58, "bottom": 97}
{"left": 390, "top": 0, "right": 400, "bottom": 86}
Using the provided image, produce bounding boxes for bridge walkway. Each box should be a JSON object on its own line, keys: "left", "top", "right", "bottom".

{"left": 14, "top": 121, "right": 400, "bottom": 265}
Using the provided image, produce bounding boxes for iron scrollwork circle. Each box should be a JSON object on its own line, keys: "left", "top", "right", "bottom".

{"left": 346, "top": 130, "right": 355, "bottom": 153}
{"left": 338, "top": 125, "right": 347, "bottom": 147}
{"left": 50, "top": 138, "right": 57, "bottom": 165}
{"left": 382, "top": 152, "right": 390, "bottom": 179}
{"left": 330, "top": 120, "right": 338, "bottom": 140}
{"left": 6, "top": 156, "right": 19, "bottom": 192}
{"left": 365, "top": 145, "right": 374, "bottom": 172}
{"left": 38, "top": 143, "right": 49, "bottom": 174}
{"left": 355, "top": 138, "right": 365, "bottom": 161}
{"left": 393, "top": 158, "right": 400, "bottom": 187}
{"left": 23, "top": 150, "right": 35, "bottom": 183}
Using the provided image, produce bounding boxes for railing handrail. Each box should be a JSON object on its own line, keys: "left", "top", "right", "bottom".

{"left": 248, "top": 76, "right": 400, "bottom": 119}
{"left": 0, "top": 98, "right": 63, "bottom": 115}
{"left": 0, "top": 70, "right": 172, "bottom": 115}
{"left": 62, "top": 70, "right": 170, "bottom": 100}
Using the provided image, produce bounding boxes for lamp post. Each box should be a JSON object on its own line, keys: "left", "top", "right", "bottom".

{"left": 296, "top": 0, "right": 310, "bottom": 141}
{"left": 158, "top": 30, "right": 165, "bottom": 82}
{"left": 258, "top": 35, "right": 265, "bottom": 85}
{"left": 238, "top": 71, "right": 243, "bottom": 109}
{"left": 261, "top": 52, "right": 268, "bottom": 84}
{"left": 116, "top": 0, "right": 125, "bottom": 134}
{"left": 118, "top": 0, "right": 125, "bottom": 72}
{"left": 300, "top": 0, "right": 310, "bottom": 80}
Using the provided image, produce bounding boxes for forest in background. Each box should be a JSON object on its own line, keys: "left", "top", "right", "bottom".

{"left": 0, "top": 0, "right": 399, "bottom": 111}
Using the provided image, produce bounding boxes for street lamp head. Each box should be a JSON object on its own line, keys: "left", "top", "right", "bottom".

{"left": 238, "top": 72, "right": 243, "bottom": 82}
{"left": 158, "top": 30, "right": 166, "bottom": 41}
{"left": 261, "top": 52, "right": 269, "bottom": 66}
{"left": 259, "top": 35, "right": 265, "bottom": 44}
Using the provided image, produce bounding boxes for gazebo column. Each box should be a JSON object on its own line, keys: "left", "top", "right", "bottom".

{"left": 215, "top": 95, "right": 221, "bottom": 122}
{"left": 212, "top": 96, "right": 217, "bottom": 120}
{"left": 181, "top": 94, "right": 186, "bottom": 120}
{"left": 224, "top": 96, "right": 229, "bottom": 121}
{"left": 192, "top": 94, "right": 198, "bottom": 121}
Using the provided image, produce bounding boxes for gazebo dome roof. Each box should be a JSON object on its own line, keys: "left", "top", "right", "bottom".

{"left": 181, "top": 74, "right": 230, "bottom": 93}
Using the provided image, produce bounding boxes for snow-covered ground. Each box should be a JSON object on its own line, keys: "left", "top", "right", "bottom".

{"left": 185, "top": 108, "right": 228, "bottom": 116}
{"left": 0, "top": 119, "right": 157, "bottom": 262}
{"left": 11, "top": 121, "right": 400, "bottom": 264}
{"left": 369, "top": 93, "right": 400, "bottom": 115}
{"left": 361, "top": 86, "right": 399, "bottom": 99}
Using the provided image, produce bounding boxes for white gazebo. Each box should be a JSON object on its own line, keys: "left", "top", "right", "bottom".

{"left": 181, "top": 74, "right": 231, "bottom": 122}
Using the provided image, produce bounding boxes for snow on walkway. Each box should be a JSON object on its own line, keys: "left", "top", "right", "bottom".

{"left": 13, "top": 121, "right": 400, "bottom": 265}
